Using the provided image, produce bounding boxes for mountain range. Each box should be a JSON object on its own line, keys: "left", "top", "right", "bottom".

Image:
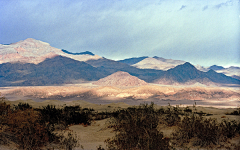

{"left": 0, "top": 38, "right": 239, "bottom": 86}
{"left": 118, "top": 56, "right": 240, "bottom": 79}
{"left": 0, "top": 38, "right": 101, "bottom": 64}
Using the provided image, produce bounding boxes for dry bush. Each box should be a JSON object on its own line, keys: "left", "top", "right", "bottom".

{"left": 219, "top": 119, "right": 240, "bottom": 139}
{"left": 6, "top": 109, "right": 50, "bottom": 149}
{"left": 0, "top": 102, "right": 10, "bottom": 123}
{"left": 160, "top": 105, "right": 181, "bottom": 126}
{"left": 105, "top": 103, "right": 170, "bottom": 150}
{"left": 226, "top": 107, "right": 240, "bottom": 115}
{"left": 40, "top": 105, "right": 63, "bottom": 125}
{"left": 57, "top": 131, "right": 80, "bottom": 150}
{"left": 0, "top": 101, "right": 11, "bottom": 145}
{"left": 13, "top": 102, "right": 32, "bottom": 110}
{"left": 40, "top": 105, "right": 93, "bottom": 128}
{"left": 172, "top": 114, "right": 240, "bottom": 148}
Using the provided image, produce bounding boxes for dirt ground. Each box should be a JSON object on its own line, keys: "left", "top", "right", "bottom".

{"left": 68, "top": 119, "right": 115, "bottom": 150}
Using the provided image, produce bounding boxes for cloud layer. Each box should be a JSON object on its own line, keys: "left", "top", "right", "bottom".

{"left": 0, "top": 0, "right": 239, "bottom": 67}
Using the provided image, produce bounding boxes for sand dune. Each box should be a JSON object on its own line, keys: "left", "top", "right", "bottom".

{"left": 1, "top": 83, "right": 239, "bottom": 108}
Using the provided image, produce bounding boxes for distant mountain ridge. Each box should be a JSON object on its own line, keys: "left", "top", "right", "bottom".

{"left": 132, "top": 57, "right": 185, "bottom": 70}
{"left": 0, "top": 38, "right": 102, "bottom": 64}
{"left": 208, "top": 65, "right": 225, "bottom": 70}
{"left": 1, "top": 55, "right": 239, "bottom": 86}
{"left": 197, "top": 65, "right": 240, "bottom": 78}
{"left": 0, "top": 38, "right": 239, "bottom": 86}
{"left": 0, "top": 55, "right": 106, "bottom": 86}
{"left": 155, "top": 62, "right": 239, "bottom": 85}
{"left": 86, "top": 59, "right": 240, "bottom": 85}
{"left": 85, "top": 58, "right": 165, "bottom": 83}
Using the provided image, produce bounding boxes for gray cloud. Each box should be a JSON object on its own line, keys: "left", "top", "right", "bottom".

{"left": 179, "top": 5, "right": 187, "bottom": 10}
{"left": 215, "top": 0, "right": 233, "bottom": 9}
{"left": 0, "top": 0, "right": 239, "bottom": 67}
{"left": 202, "top": 5, "right": 208, "bottom": 11}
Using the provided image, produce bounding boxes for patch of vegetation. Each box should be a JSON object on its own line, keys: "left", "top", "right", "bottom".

{"left": 160, "top": 104, "right": 181, "bottom": 126}
{"left": 6, "top": 108, "right": 52, "bottom": 149}
{"left": 40, "top": 105, "right": 93, "bottom": 128}
{"left": 57, "top": 131, "right": 81, "bottom": 150}
{"left": 226, "top": 107, "right": 240, "bottom": 115}
{"left": 13, "top": 102, "right": 32, "bottom": 110}
{"left": 0, "top": 97, "right": 89, "bottom": 149}
{"left": 219, "top": 119, "right": 240, "bottom": 138}
{"left": 183, "top": 106, "right": 192, "bottom": 113}
{"left": 105, "top": 103, "right": 170, "bottom": 150}
{"left": 0, "top": 101, "right": 11, "bottom": 145}
{"left": 171, "top": 114, "right": 240, "bottom": 148}
{"left": 0, "top": 94, "right": 239, "bottom": 150}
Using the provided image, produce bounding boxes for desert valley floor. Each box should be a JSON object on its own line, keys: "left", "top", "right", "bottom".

{"left": 0, "top": 83, "right": 240, "bottom": 149}
{"left": 1, "top": 82, "right": 239, "bottom": 108}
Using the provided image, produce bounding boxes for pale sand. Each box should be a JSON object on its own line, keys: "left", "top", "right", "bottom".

{"left": 0, "top": 83, "right": 239, "bottom": 108}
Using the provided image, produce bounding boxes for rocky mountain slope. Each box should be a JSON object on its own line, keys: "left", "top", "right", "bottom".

{"left": 117, "top": 56, "right": 148, "bottom": 65}
{"left": 195, "top": 65, "right": 240, "bottom": 78}
{"left": 155, "top": 62, "right": 240, "bottom": 85}
{"left": 85, "top": 58, "right": 164, "bottom": 82}
{"left": 121, "top": 57, "right": 240, "bottom": 80}
{"left": 0, "top": 38, "right": 101, "bottom": 64}
{"left": 212, "top": 66, "right": 240, "bottom": 79}
{"left": 132, "top": 57, "right": 185, "bottom": 70}
{"left": 94, "top": 71, "right": 148, "bottom": 87}
{"left": 0, "top": 55, "right": 106, "bottom": 86}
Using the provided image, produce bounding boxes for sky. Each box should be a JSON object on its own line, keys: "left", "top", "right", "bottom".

{"left": 0, "top": 0, "right": 239, "bottom": 67}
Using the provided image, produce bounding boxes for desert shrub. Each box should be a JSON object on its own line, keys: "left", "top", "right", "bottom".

{"left": 40, "top": 105, "right": 63, "bottom": 125}
{"left": 93, "top": 111, "right": 116, "bottom": 120}
{"left": 40, "top": 105, "right": 92, "bottom": 128}
{"left": 226, "top": 107, "right": 240, "bottom": 115}
{"left": 6, "top": 109, "right": 51, "bottom": 149}
{"left": 0, "top": 94, "right": 7, "bottom": 101}
{"left": 193, "top": 117, "right": 219, "bottom": 146}
{"left": 0, "top": 101, "right": 11, "bottom": 145}
{"left": 172, "top": 115, "right": 220, "bottom": 147}
{"left": 194, "top": 111, "right": 206, "bottom": 116}
{"left": 156, "top": 107, "right": 165, "bottom": 114}
{"left": 183, "top": 106, "right": 192, "bottom": 113}
{"left": 172, "top": 114, "right": 240, "bottom": 148}
{"left": 219, "top": 119, "right": 239, "bottom": 139}
{"left": 97, "top": 145, "right": 105, "bottom": 150}
{"left": 0, "top": 102, "right": 10, "bottom": 123}
{"left": 14, "top": 102, "right": 32, "bottom": 110}
{"left": 63, "top": 105, "right": 91, "bottom": 125}
{"left": 105, "top": 103, "right": 170, "bottom": 150}
{"left": 58, "top": 131, "right": 80, "bottom": 150}
{"left": 83, "top": 107, "right": 95, "bottom": 111}
{"left": 172, "top": 114, "right": 200, "bottom": 146}
{"left": 161, "top": 105, "right": 181, "bottom": 126}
